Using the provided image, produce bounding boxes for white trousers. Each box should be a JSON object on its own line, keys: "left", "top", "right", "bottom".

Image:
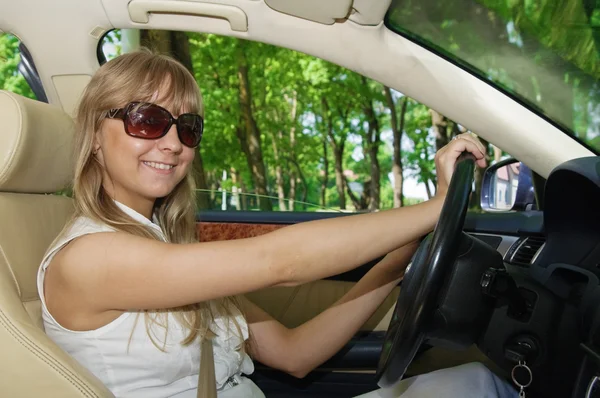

{"left": 355, "top": 362, "right": 518, "bottom": 398}
{"left": 217, "top": 362, "right": 517, "bottom": 398}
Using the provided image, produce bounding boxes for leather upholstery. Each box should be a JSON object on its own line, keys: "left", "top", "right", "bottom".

{"left": 247, "top": 281, "right": 399, "bottom": 331}
{"left": 0, "top": 91, "right": 74, "bottom": 194}
{"left": 0, "top": 90, "right": 113, "bottom": 397}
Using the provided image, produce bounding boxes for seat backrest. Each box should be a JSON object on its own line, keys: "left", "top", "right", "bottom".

{"left": 0, "top": 91, "right": 113, "bottom": 397}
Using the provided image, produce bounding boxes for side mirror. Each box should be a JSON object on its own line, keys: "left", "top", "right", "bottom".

{"left": 481, "top": 158, "right": 536, "bottom": 212}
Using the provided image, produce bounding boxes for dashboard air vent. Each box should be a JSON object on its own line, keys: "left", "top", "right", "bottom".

{"left": 508, "top": 236, "right": 546, "bottom": 266}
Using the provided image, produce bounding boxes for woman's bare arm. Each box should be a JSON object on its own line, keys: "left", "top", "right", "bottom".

{"left": 47, "top": 196, "right": 441, "bottom": 313}
{"left": 47, "top": 135, "right": 486, "bottom": 317}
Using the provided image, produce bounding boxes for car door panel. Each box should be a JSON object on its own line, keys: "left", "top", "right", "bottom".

{"left": 196, "top": 210, "right": 506, "bottom": 384}
{"left": 198, "top": 221, "right": 282, "bottom": 242}
{"left": 199, "top": 210, "right": 544, "bottom": 235}
{"left": 198, "top": 219, "right": 397, "bottom": 333}
{"left": 197, "top": 218, "right": 392, "bottom": 329}
{"left": 245, "top": 281, "right": 399, "bottom": 331}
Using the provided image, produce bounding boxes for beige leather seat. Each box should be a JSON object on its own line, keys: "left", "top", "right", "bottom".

{"left": 0, "top": 90, "right": 113, "bottom": 397}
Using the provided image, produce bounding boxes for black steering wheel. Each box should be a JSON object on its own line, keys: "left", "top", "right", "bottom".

{"left": 376, "top": 152, "right": 477, "bottom": 388}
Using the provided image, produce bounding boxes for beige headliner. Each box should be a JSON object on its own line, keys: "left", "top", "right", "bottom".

{"left": 0, "top": 0, "right": 593, "bottom": 178}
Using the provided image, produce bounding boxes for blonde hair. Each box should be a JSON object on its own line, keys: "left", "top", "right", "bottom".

{"left": 69, "top": 49, "right": 245, "bottom": 350}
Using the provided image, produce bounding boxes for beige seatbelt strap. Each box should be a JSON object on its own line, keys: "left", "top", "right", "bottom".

{"left": 198, "top": 330, "right": 217, "bottom": 398}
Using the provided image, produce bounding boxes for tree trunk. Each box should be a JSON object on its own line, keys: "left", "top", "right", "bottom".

{"left": 140, "top": 30, "right": 170, "bottom": 54}
{"left": 170, "top": 31, "right": 194, "bottom": 73}
{"left": 344, "top": 176, "right": 363, "bottom": 210}
{"left": 236, "top": 169, "right": 248, "bottom": 210}
{"left": 360, "top": 142, "right": 372, "bottom": 209}
{"left": 332, "top": 146, "right": 346, "bottom": 210}
{"left": 139, "top": 30, "right": 210, "bottom": 210}
{"left": 288, "top": 94, "right": 298, "bottom": 211}
{"left": 424, "top": 180, "right": 433, "bottom": 200}
{"left": 320, "top": 131, "right": 329, "bottom": 208}
{"left": 236, "top": 42, "right": 271, "bottom": 211}
{"left": 385, "top": 87, "right": 406, "bottom": 208}
{"left": 362, "top": 78, "right": 381, "bottom": 211}
{"left": 208, "top": 171, "right": 217, "bottom": 203}
{"left": 299, "top": 176, "right": 308, "bottom": 209}
{"left": 289, "top": 159, "right": 308, "bottom": 210}
{"left": 430, "top": 109, "right": 449, "bottom": 152}
{"left": 289, "top": 171, "right": 296, "bottom": 211}
{"left": 271, "top": 131, "right": 287, "bottom": 211}
{"left": 322, "top": 97, "right": 346, "bottom": 210}
{"left": 230, "top": 168, "right": 242, "bottom": 211}
{"left": 367, "top": 142, "right": 381, "bottom": 211}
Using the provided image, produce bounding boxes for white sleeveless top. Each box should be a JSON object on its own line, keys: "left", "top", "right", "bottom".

{"left": 36, "top": 202, "right": 263, "bottom": 398}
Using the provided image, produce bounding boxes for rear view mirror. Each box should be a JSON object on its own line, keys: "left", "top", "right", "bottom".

{"left": 481, "top": 158, "right": 536, "bottom": 212}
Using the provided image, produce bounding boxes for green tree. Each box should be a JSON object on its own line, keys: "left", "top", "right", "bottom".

{"left": 0, "top": 34, "right": 35, "bottom": 99}
{"left": 387, "top": 0, "right": 600, "bottom": 148}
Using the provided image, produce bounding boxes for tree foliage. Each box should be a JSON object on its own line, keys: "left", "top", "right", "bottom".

{"left": 387, "top": 0, "right": 600, "bottom": 146}
{"left": 1, "top": 0, "right": 597, "bottom": 213}
{"left": 0, "top": 34, "right": 34, "bottom": 99}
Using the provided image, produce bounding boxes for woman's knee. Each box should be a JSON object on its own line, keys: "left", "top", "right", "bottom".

{"left": 452, "top": 362, "right": 517, "bottom": 398}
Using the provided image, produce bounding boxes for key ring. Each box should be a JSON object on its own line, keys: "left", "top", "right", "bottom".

{"left": 511, "top": 360, "right": 532, "bottom": 388}
{"left": 511, "top": 361, "right": 532, "bottom": 397}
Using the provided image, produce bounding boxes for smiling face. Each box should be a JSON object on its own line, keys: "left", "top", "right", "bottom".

{"left": 72, "top": 50, "right": 204, "bottom": 221}
{"left": 94, "top": 100, "right": 196, "bottom": 217}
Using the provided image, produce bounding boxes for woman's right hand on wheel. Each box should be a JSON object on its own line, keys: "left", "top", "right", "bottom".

{"left": 434, "top": 132, "right": 487, "bottom": 198}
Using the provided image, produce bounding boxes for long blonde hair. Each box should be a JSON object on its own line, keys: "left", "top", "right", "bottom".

{"left": 70, "top": 49, "right": 245, "bottom": 349}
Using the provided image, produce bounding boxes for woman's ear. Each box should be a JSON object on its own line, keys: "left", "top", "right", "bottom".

{"left": 93, "top": 128, "right": 103, "bottom": 155}
{"left": 92, "top": 135, "right": 103, "bottom": 162}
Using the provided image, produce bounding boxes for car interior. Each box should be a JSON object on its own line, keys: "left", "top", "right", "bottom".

{"left": 1, "top": 1, "right": 600, "bottom": 397}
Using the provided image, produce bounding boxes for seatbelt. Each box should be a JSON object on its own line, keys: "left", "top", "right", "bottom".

{"left": 198, "top": 330, "right": 217, "bottom": 398}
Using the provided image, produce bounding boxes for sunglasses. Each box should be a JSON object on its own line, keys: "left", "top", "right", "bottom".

{"left": 106, "top": 102, "right": 204, "bottom": 148}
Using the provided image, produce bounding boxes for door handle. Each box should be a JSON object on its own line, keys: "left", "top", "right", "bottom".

{"left": 128, "top": 0, "right": 248, "bottom": 32}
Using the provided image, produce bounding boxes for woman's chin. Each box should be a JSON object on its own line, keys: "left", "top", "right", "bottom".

{"left": 143, "top": 187, "right": 177, "bottom": 201}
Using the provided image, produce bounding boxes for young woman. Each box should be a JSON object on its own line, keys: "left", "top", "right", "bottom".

{"left": 37, "top": 50, "right": 516, "bottom": 398}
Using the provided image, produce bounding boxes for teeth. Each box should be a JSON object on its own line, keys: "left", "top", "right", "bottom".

{"left": 144, "top": 161, "right": 174, "bottom": 170}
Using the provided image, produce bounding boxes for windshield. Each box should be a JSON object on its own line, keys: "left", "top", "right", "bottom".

{"left": 386, "top": 0, "right": 600, "bottom": 151}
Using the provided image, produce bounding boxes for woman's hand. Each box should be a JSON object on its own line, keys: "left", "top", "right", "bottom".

{"left": 434, "top": 132, "right": 487, "bottom": 198}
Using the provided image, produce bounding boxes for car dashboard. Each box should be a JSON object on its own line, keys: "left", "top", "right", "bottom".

{"left": 466, "top": 156, "right": 600, "bottom": 398}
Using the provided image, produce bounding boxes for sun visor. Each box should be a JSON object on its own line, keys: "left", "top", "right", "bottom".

{"left": 349, "top": 0, "right": 391, "bottom": 26}
{"left": 264, "top": 0, "right": 352, "bottom": 24}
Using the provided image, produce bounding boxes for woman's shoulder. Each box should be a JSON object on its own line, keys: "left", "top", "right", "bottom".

{"left": 40, "top": 216, "right": 116, "bottom": 271}
{"left": 68, "top": 215, "right": 116, "bottom": 236}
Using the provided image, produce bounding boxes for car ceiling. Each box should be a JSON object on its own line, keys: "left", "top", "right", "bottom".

{"left": 0, "top": 0, "right": 594, "bottom": 178}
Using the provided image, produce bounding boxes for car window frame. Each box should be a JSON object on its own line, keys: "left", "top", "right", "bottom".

{"left": 16, "top": 41, "right": 47, "bottom": 103}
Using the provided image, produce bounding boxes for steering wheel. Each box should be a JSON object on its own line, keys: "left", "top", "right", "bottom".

{"left": 376, "top": 152, "right": 477, "bottom": 388}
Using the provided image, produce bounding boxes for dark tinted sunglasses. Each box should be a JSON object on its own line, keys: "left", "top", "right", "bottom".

{"left": 106, "top": 102, "right": 204, "bottom": 148}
